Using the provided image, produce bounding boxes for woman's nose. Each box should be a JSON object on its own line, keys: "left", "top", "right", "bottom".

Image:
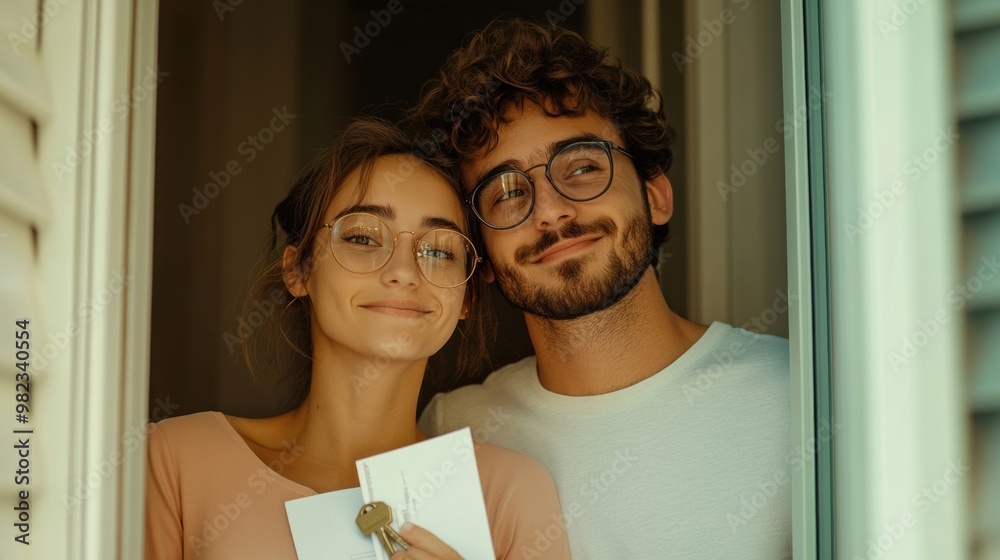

{"left": 378, "top": 233, "right": 422, "bottom": 287}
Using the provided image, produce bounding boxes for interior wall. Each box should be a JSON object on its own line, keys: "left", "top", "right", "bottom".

{"left": 657, "top": 2, "right": 692, "bottom": 318}
{"left": 725, "top": 0, "right": 790, "bottom": 338}
{"left": 150, "top": 1, "right": 348, "bottom": 418}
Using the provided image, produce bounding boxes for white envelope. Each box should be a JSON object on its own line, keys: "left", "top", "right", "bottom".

{"left": 357, "top": 428, "right": 495, "bottom": 560}
{"left": 284, "top": 487, "right": 374, "bottom": 560}
{"left": 285, "top": 428, "right": 494, "bottom": 560}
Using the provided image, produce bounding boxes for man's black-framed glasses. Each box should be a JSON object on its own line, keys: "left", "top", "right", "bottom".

{"left": 468, "top": 140, "right": 635, "bottom": 230}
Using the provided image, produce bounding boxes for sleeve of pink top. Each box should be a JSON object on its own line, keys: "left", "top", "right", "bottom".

{"left": 479, "top": 444, "right": 572, "bottom": 560}
{"left": 144, "top": 422, "right": 183, "bottom": 560}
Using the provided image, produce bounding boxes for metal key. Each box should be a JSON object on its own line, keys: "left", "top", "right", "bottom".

{"left": 356, "top": 501, "right": 411, "bottom": 556}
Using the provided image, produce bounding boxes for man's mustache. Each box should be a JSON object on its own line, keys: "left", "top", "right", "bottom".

{"left": 514, "top": 217, "right": 617, "bottom": 264}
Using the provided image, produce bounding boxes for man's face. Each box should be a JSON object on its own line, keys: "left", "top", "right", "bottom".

{"left": 461, "top": 101, "right": 662, "bottom": 320}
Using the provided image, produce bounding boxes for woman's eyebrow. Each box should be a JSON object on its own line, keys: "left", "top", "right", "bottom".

{"left": 335, "top": 203, "right": 396, "bottom": 221}
{"left": 335, "top": 205, "right": 461, "bottom": 233}
{"left": 423, "top": 216, "right": 463, "bottom": 232}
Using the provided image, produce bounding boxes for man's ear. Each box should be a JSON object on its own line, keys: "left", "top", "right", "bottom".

{"left": 282, "top": 246, "right": 309, "bottom": 298}
{"left": 645, "top": 173, "right": 673, "bottom": 226}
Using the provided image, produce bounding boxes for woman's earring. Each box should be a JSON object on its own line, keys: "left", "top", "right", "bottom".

{"left": 461, "top": 306, "right": 469, "bottom": 319}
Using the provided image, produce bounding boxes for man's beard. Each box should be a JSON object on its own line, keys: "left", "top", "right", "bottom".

{"left": 490, "top": 211, "right": 655, "bottom": 320}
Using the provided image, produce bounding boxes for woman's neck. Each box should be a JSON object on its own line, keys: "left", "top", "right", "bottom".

{"left": 298, "top": 351, "right": 427, "bottom": 456}
{"left": 254, "top": 346, "right": 430, "bottom": 492}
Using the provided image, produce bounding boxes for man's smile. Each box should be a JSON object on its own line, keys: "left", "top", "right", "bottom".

{"left": 515, "top": 217, "right": 618, "bottom": 265}
{"left": 532, "top": 235, "right": 603, "bottom": 264}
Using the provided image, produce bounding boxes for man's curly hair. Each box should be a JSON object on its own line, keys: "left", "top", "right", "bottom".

{"left": 413, "top": 18, "right": 676, "bottom": 255}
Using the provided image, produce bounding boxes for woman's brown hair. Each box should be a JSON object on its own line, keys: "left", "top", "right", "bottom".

{"left": 239, "top": 117, "right": 491, "bottom": 406}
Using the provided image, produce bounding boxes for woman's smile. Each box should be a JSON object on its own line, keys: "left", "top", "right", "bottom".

{"left": 359, "top": 299, "right": 433, "bottom": 318}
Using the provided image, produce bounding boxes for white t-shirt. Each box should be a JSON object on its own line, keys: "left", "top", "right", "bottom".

{"left": 419, "top": 321, "right": 792, "bottom": 560}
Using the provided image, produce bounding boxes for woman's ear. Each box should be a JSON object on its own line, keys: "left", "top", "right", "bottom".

{"left": 460, "top": 284, "right": 474, "bottom": 320}
{"left": 645, "top": 173, "right": 674, "bottom": 226}
{"left": 282, "top": 245, "right": 309, "bottom": 298}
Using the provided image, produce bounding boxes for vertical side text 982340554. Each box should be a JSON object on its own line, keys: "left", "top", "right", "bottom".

{"left": 13, "top": 318, "right": 32, "bottom": 546}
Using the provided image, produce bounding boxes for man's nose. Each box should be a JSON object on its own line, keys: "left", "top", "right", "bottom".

{"left": 529, "top": 173, "right": 577, "bottom": 230}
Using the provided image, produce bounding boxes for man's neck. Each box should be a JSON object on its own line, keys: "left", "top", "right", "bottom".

{"left": 525, "top": 269, "right": 709, "bottom": 396}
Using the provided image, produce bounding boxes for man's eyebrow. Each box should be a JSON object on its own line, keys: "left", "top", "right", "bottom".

{"left": 472, "top": 133, "right": 607, "bottom": 186}
{"left": 335, "top": 203, "right": 396, "bottom": 221}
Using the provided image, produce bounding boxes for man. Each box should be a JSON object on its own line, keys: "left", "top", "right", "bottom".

{"left": 415, "top": 19, "right": 790, "bottom": 559}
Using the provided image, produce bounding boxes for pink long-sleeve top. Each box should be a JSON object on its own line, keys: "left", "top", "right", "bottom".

{"left": 144, "top": 411, "right": 570, "bottom": 559}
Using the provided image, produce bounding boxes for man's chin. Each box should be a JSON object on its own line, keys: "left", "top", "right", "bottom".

{"left": 495, "top": 277, "right": 637, "bottom": 321}
{"left": 490, "top": 211, "right": 656, "bottom": 321}
{"left": 493, "top": 255, "right": 652, "bottom": 321}
{"left": 551, "top": 254, "right": 596, "bottom": 281}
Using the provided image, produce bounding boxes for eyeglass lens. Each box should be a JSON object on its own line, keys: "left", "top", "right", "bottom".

{"left": 330, "top": 213, "right": 475, "bottom": 287}
{"left": 474, "top": 142, "right": 613, "bottom": 228}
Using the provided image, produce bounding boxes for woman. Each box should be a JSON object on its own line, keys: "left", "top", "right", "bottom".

{"left": 144, "top": 119, "right": 570, "bottom": 559}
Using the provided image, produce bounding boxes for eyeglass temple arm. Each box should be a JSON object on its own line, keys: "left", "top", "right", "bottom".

{"left": 610, "top": 143, "right": 635, "bottom": 160}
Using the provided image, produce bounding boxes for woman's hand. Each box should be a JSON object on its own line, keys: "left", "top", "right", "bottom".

{"left": 390, "top": 522, "right": 463, "bottom": 560}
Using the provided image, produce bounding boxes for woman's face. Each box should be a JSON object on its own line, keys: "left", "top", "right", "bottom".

{"left": 300, "top": 154, "right": 471, "bottom": 366}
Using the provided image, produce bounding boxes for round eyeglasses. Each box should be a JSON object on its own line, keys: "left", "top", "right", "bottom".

{"left": 320, "top": 213, "right": 480, "bottom": 288}
{"left": 468, "top": 140, "right": 635, "bottom": 230}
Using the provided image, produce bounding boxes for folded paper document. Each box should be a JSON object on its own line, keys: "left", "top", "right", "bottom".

{"left": 285, "top": 428, "right": 495, "bottom": 560}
